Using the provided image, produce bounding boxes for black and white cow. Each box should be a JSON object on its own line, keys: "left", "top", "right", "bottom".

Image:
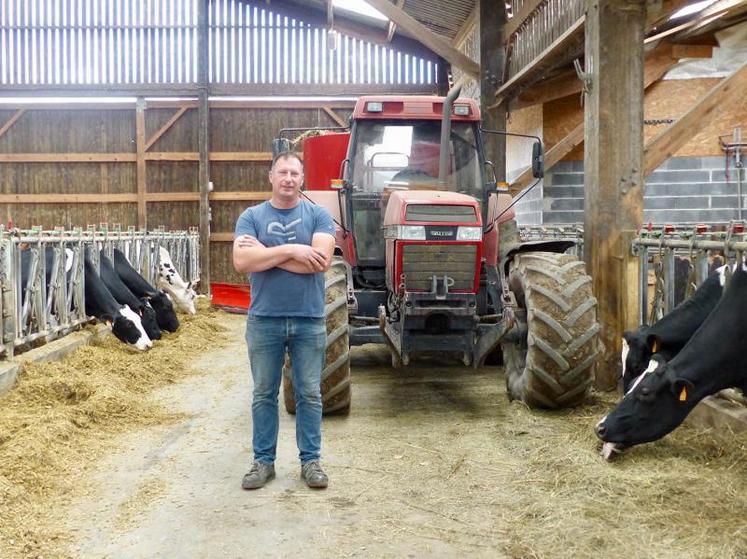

{"left": 157, "top": 247, "right": 197, "bottom": 315}
{"left": 99, "top": 250, "right": 161, "bottom": 341}
{"left": 112, "top": 248, "right": 179, "bottom": 332}
{"left": 20, "top": 246, "right": 73, "bottom": 298}
{"left": 597, "top": 266, "right": 747, "bottom": 459}
{"left": 621, "top": 267, "right": 726, "bottom": 392}
{"left": 83, "top": 250, "right": 153, "bottom": 351}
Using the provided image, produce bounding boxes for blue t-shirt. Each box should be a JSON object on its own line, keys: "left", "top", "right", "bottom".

{"left": 234, "top": 199, "right": 335, "bottom": 318}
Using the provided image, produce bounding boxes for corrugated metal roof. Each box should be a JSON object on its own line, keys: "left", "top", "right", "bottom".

{"left": 277, "top": 0, "right": 477, "bottom": 42}
{"left": 401, "top": 0, "right": 476, "bottom": 39}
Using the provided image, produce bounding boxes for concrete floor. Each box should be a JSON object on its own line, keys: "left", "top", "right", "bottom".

{"left": 63, "top": 313, "right": 747, "bottom": 559}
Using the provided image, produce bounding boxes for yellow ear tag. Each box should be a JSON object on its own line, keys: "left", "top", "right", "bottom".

{"left": 678, "top": 386, "right": 688, "bottom": 402}
{"left": 651, "top": 339, "right": 659, "bottom": 353}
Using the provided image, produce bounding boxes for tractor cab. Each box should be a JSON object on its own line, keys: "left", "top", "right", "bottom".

{"left": 342, "top": 96, "right": 486, "bottom": 290}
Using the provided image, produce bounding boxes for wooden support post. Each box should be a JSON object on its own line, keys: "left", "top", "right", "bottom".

{"left": 135, "top": 97, "right": 147, "bottom": 230}
{"left": 198, "top": 0, "right": 211, "bottom": 295}
{"left": 481, "top": 0, "right": 507, "bottom": 181}
{"left": 584, "top": 0, "right": 646, "bottom": 390}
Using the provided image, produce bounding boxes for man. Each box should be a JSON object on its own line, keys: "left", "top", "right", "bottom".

{"left": 233, "top": 152, "right": 336, "bottom": 490}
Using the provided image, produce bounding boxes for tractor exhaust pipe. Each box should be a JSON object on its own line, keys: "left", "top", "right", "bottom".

{"left": 439, "top": 84, "right": 462, "bottom": 184}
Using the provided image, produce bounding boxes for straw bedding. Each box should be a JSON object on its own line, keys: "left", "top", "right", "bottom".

{"left": 0, "top": 299, "right": 228, "bottom": 559}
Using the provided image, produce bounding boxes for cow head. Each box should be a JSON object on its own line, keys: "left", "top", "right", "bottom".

{"left": 157, "top": 247, "right": 198, "bottom": 315}
{"left": 621, "top": 331, "right": 661, "bottom": 392}
{"left": 148, "top": 290, "right": 180, "bottom": 332}
{"left": 139, "top": 299, "right": 162, "bottom": 340}
{"left": 112, "top": 305, "right": 153, "bottom": 351}
{"left": 157, "top": 279, "right": 197, "bottom": 315}
{"left": 596, "top": 354, "right": 695, "bottom": 457}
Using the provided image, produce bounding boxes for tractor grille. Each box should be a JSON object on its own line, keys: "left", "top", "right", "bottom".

{"left": 406, "top": 204, "right": 476, "bottom": 223}
{"left": 401, "top": 244, "right": 477, "bottom": 291}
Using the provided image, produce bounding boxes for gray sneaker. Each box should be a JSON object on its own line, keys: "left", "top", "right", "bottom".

{"left": 301, "top": 460, "right": 329, "bottom": 489}
{"left": 242, "top": 461, "right": 275, "bottom": 490}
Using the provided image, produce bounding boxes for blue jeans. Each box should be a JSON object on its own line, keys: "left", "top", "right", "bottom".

{"left": 246, "top": 315, "right": 326, "bottom": 465}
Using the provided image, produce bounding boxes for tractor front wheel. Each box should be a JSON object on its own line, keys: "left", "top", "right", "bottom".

{"left": 501, "top": 252, "right": 599, "bottom": 408}
{"left": 283, "top": 257, "right": 352, "bottom": 415}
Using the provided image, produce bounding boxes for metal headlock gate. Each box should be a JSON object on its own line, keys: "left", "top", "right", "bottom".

{"left": 0, "top": 226, "right": 200, "bottom": 359}
{"left": 632, "top": 222, "right": 747, "bottom": 327}
{"left": 521, "top": 222, "right": 747, "bottom": 329}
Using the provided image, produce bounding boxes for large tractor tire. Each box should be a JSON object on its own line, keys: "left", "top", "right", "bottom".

{"left": 283, "top": 256, "right": 351, "bottom": 415}
{"left": 501, "top": 252, "right": 599, "bottom": 409}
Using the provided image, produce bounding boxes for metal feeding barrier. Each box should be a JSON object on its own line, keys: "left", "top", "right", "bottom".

{"left": 519, "top": 221, "right": 747, "bottom": 329}
{"left": 0, "top": 225, "right": 199, "bottom": 359}
{"left": 632, "top": 222, "right": 747, "bottom": 327}
{"left": 520, "top": 224, "right": 584, "bottom": 257}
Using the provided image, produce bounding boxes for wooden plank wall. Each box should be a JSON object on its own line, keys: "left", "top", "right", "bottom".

{"left": 0, "top": 100, "right": 353, "bottom": 285}
{"left": 543, "top": 77, "right": 747, "bottom": 161}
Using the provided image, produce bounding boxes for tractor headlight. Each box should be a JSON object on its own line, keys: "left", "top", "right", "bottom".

{"left": 456, "top": 226, "right": 482, "bottom": 241}
{"left": 454, "top": 104, "right": 470, "bottom": 116}
{"left": 400, "top": 225, "right": 426, "bottom": 240}
{"left": 385, "top": 225, "right": 426, "bottom": 240}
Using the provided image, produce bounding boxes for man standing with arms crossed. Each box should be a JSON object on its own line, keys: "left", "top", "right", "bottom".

{"left": 233, "top": 152, "right": 336, "bottom": 490}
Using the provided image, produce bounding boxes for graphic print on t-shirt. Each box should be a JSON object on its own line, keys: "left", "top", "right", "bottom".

{"left": 267, "top": 217, "right": 302, "bottom": 242}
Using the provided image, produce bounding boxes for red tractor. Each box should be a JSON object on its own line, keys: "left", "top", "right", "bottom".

{"left": 275, "top": 88, "right": 600, "bottom": 415}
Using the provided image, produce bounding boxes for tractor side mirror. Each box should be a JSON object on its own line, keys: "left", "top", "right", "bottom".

{"left": 532, "top": 141, "right": 544, "bottom": 179}
{"left": 272, "top": 138, "right": 290, "bottom": 158}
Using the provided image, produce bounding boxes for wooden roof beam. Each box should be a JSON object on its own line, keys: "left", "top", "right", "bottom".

{"left": 516, "top": 42, "right": 713, "bottom": 109}
{"left": 361, "top": 0, "right": 480, "bottom": 78}
{"left": 386, "top": 0, "right": 406, "bottom": 42}
{"left": 509, "top": 43, "right": 683, "bottom": 193}
{"left": 644, "top": 60, "right": 747, "bottom": 176}
{"left": 266, "top": 0, "right": 438, "bottom": 62}
{"left": 645, "top": 0, "right": 747, "bottom": 44}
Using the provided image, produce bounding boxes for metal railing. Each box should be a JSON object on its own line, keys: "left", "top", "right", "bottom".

{"left": 0, "top": 225, "right": 199, "bottom": 359}
{"left": 632, "top": 222, "right": 747, "bottom": 327}
{"left": 519, "top": 222, "right": 747, "bottom": 328}
{"left": 520, "top": 224, "right": 584, "bottom": 257}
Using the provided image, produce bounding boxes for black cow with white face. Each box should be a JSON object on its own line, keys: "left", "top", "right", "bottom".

{"left": 597, "top": 266, "right": 747, "bottom": 458}
{"left": 99, "top": 250, "right": 161, "bottom": 340}
{"left": 83, "top": 250, "right": 153, "bottom": 351}
{"left": 111, "top": 248, "right": 180, "bottom": 332}
{"left": 621, "top": 269, "right": 726, "bottom": 392}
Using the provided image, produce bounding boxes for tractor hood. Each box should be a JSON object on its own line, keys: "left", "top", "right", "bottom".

{"left": 382, "top": 190, "right": 482, "bottom": 227}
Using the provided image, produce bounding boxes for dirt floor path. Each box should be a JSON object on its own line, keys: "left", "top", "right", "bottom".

{"left": 64, "top": 313, "right": 747, "bottom": 559}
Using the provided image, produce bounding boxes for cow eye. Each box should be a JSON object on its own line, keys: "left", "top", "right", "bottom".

{"left": 641, "top": 386, "right": 650, "bottom": 396}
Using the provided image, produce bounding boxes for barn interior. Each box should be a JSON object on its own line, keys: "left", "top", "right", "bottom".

{"left": 1, "top": 1, "right": 747, "bottom": 558}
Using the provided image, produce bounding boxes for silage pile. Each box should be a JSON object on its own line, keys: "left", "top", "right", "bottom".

{"left": 0, "top": 299, "right": 229, "bottom": 559}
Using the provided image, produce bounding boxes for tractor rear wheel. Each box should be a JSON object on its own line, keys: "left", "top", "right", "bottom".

{"left": 501, "top": 252, "right": 599, "bottom": 408}
{"left": 283, "top": 256, "right": 351, "bottom": 415}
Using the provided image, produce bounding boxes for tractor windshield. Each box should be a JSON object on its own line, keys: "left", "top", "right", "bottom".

{"left": 350, "top": 120, "right": 482, "bottom": 198}
{"left": 348, "top": 119, "right": 483, "bottom": 267}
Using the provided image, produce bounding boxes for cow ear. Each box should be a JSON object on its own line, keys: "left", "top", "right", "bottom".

{"left": 670, "top": 377, "right": 694, "bottom": 402}
{"left": 646, "top": 334, "right": 661, "bottom": 354}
